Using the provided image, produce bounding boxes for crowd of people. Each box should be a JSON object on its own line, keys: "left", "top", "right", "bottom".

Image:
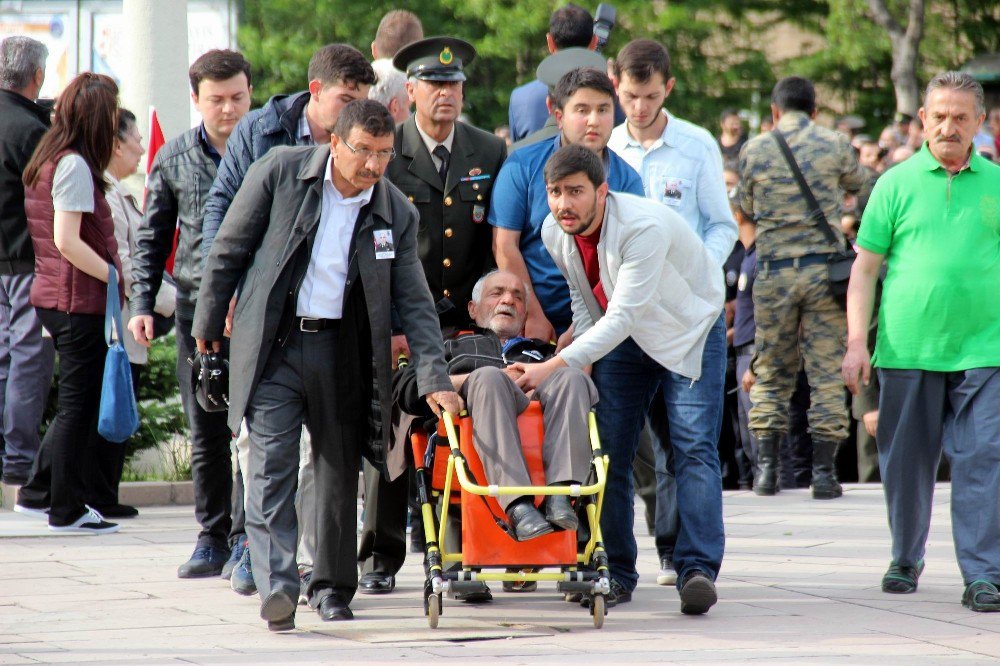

{"left": 1, "top": 2, "right": 999, "bottom": 632}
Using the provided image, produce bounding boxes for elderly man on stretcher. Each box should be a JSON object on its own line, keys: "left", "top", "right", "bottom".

{"left": 395, "top": 269, "right": 597, "bottom": 541}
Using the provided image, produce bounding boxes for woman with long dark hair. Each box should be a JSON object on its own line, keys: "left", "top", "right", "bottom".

{"left": 15, "top": 72, "right": 123, "bottom": 534}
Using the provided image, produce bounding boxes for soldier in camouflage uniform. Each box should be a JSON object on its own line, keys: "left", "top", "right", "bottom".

{"left": 737, "top": 76, "right": 867, "bottom": 499}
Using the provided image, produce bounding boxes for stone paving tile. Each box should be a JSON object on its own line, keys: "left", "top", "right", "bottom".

{"left": 1, "top": 484, "right": 996, "bottom": 664}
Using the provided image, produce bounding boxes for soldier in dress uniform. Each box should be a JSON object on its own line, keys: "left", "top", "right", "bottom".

{"left": 356, "top": 36, "right": 506, "bottom": 602}
{"left": 387, "top": 36, "right": 507, "bottom": 331}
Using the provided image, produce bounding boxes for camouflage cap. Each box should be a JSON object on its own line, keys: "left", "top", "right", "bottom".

{"left": 392, "top": 36, "right": 476, "bottom": 82}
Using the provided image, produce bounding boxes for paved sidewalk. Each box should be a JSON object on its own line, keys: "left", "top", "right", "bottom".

{"left": 0, "top": 484, "right": 995, "bottom": 664}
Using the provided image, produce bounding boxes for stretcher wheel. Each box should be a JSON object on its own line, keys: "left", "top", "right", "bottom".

{"left": 427, "top": 593, "right": 441, "bottom": 629}
{"left": 591, "top": 594, "right": 605, "bottom": 629}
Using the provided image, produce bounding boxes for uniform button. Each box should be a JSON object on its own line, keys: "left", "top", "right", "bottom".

{"left": 444, "top": 196, "right": 453, "bottom": 206}
{"left": 473, "top": 183, "right": 480, "bottom": 191}
{"left": 476, "top": 194, "right": 483, "bottom": 201}
{"left": 444, "top": 227, "right": 454, "bottom": 238}
{"left": 443, "top": 258, "right": 452, "bottom": 268}
{"left": 443, "top": 289, "right": 451, "bottom": 298}
{"left": 408, "top": 195, "right": 414, "bottom": 202}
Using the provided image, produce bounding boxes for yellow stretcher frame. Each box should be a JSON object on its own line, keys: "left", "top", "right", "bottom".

{"left": 418, "top": 410, "right": 612, "bottom": 629}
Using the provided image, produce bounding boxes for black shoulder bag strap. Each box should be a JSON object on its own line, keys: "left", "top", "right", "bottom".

{"left": 771, "top": 130, "right": 848, "bottom": 255}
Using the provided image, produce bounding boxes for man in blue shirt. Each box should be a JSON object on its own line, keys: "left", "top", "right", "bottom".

{"left": 607, "top": 39, "right": 736, "bottom": 606}
{"left": 508, "top": 4, "right": 597, "bottom": 142}
{"left": 491, "top": 67, "right": 644, "bottom": 344}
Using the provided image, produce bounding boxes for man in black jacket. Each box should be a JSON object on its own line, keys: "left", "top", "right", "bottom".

{"left": 128, "top": 49, "right": 253, "bottom": 580}
{"left": 397, "top": 270, "right": 597, "bottom": 540}
{"left": 0, "top": 36, "right": 54, "bottom": 487}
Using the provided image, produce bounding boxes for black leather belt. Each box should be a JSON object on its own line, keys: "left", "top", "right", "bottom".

{"left": 296, "top": 317, "right": 340, "bottom": 333}
{"left": 758, "top": 253, "right": 834, "bottom": 271}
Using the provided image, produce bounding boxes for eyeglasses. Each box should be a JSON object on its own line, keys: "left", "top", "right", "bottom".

{"left": 340, "top": 138, "right": 396, "bottom": 162}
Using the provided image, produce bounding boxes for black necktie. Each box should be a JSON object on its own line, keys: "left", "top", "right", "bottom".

{"left": 432, "top": 145, "right": 450, "bottom": 185}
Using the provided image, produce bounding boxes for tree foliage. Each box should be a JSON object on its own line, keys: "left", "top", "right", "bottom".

{"left": 237, "top": 0, "right": 998, "bottom": 135}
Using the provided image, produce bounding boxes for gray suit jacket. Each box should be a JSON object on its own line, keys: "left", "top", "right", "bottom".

{"left": 192, "top": 144, "right": 452, "bottom": 479}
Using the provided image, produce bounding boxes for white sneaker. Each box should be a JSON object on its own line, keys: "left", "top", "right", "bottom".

{"left": 48, "top": 508, "right": 120, "bottom": 534}
{"left": 657, "top": 557, "right": 677, "bottom": 586}
{"left": 13, "top": 504, "right": 49, "bottom": 518}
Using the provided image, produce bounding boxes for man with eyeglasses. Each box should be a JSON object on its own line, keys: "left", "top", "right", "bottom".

{"left": 193, "top": 99, "right": 459, "bottom": 630}
{"left": 359, "top": 36, "right": 506, "bottom": 602}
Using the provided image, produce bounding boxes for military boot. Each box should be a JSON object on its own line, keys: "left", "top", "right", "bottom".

{"left": 811, "top": 439, "right": 843, "bottom": 499}
{"left": 754, "top": 435, "right": 780, "bottom": 496}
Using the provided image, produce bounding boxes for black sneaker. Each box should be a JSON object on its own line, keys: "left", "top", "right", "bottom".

{"left": 177, "top": 545, "right": 228, "bottom": 578}
{"left": 581, "top": 579, "right": 632, "bottom": 608}
{"left": 679, "top": 570, "right": 718, "bottom": 615}
{"left": 48, "top": 508, "right": 120, "bottom": 535}
{"left": 90, "top": 503, "right": 139, "bottom": 519}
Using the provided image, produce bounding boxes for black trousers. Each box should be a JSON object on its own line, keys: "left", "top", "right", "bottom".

{"left": 175, "top": 315, "right": 237, "bottom": 551}
{"left": 244, "top": 327, "right": 363, "bottom": 605}
{"left": 85, "top": 363, "right": 141, "bottom": 508}
{"left": 19, "top": 309, "right": 107, "bottom": 526}
{"left": 358, "top": 458, "right": 409, "bottom": 576}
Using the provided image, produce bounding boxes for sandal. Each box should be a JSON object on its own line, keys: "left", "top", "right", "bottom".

{"left": 962, "top": 580, "right": 1000, "bottom": 612}
{"left": 882, "top": 560, "right": 924, "bottom": 594}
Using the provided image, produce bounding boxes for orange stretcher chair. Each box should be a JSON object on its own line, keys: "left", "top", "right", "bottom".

{"left": 410, "top": 403, "right": 610, "bottom": 629}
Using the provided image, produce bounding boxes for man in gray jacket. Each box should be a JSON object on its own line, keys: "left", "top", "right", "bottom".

{"left": 516, "top": 145, "right": 725, "bottom": 614}
{"left": 193, "top": 99, "right": 459, "bottom": 631}
{"left": 196, "top": 43, "right": 375, "bottom": 596}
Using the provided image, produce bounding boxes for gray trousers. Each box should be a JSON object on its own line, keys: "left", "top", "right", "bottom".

{"left": 245, "top": 328, "right": 361, "bottom": 606}
{"left": 877, "top": 367, "right": 1000, "bottom": 585}
{"left": 235, "top": 424, "right": 316, "bottom": 568}
{"left": 460, "top": 366, "right": 597, "bottom": 511}
{"left": 0, "top": 273, "right": 54, "bottom": 479}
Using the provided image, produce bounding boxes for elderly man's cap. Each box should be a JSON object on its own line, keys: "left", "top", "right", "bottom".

{"left": 536, "top": 47, "right": 607, "bottom": 88}
{"left": 393, "top": 36, "right": 476, "bottom": 82}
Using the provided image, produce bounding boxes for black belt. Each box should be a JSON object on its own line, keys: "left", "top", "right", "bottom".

{"left": 296, "top": 317, "right": 340, "bottom": 333}
{"left": 758, "top": 253, "right": 834, "bottom": 272}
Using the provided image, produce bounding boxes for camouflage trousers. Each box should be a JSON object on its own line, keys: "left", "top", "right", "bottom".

{"left": 749, "top": 262, "right": 848, "bottom": 442}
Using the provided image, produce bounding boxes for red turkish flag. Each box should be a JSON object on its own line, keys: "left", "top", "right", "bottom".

{"left": 143, "top": 108, "right": 178, "bottom": 275}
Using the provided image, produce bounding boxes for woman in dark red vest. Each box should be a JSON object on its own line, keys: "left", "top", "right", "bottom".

{"left": 15, "top": 72, "right": 123, "bottom": 534}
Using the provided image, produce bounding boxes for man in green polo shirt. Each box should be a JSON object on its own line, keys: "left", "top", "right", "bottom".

{"left": 843, "top": 71, "right": 1000, "bottom": 613}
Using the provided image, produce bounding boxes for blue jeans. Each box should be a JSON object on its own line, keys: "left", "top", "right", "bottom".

{"left": 592, "top": 319, "right": 726, "bottom": 591}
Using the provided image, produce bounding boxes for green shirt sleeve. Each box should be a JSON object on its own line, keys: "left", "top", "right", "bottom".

{"left": 856, "top": 175, "right": 893, "bottom": 255}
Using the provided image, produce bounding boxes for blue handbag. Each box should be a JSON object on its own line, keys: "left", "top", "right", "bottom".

{"left": 97, "top": 264, "right": 140, "bottom": 443}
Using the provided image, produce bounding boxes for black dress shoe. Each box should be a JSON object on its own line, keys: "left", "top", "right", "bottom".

{"left": 260, "top": 590, "right": 296, "bottom": 631}
{"left": 544, "top": 494, "right": 578, "bottom": 530}
{"left": 455, "top": 583, "right": 493, "bottom": 603}
{"left": 358, "top": 572, "right": 395, "bottom": 595}
{"left": 317, "top": 593, "right": 354, "bottom": 621}
{"left": 506, "top": 499, "right": 554, "bottom": 541}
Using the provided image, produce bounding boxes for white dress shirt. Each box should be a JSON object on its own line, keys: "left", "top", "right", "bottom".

{"left": 296, "top": 158, "right": 373, "bottom": 319}
{"left": 415, "top": 120, "right": 455, "bottom": 172}
{"left": 608, "top": 110, "right": 736, "bottom": 267}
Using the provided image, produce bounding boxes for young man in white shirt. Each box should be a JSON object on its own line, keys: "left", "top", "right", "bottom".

{"left": 607, "top": 39, "right": 736, "bottom": 589}
{"left": 516, "top": 144, "right": 726, "bottom": 614}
